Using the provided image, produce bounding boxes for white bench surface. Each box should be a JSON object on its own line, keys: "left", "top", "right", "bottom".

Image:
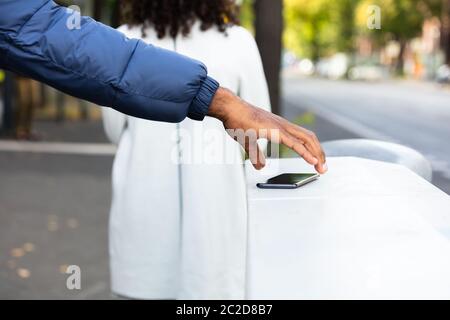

{"left": 245, "top": 157, "right": 450, "bottom": 299}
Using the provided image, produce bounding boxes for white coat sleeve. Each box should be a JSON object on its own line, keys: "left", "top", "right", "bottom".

{"left": 102, "top": 107, "right": 127, "bottom": 145}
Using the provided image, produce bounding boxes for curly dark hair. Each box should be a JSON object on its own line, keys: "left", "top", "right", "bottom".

{"left": 121, "top": 0, "right": 240, "bottom": 39}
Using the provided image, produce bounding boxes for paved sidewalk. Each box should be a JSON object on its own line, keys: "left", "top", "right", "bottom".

{"left": 0, "top": 151, "right": 114, "bottom": 299}
{"left": 0, "top": 120, "right": 115, "bottom": 299}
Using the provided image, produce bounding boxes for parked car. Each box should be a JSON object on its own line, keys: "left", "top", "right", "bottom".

{"left": 436, "top": 65, "right": 450, "bottom": 84}
{"left": 349, "top": 65, "right": 388, "bottom": 81}
{"left": 316, "top": 53, "right": 349, "bottom": 79}
{"left": 296, "top": 59, "right": 315, "bottom": 76}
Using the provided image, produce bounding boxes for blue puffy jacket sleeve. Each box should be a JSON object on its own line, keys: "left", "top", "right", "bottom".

{"left": 0, "top": 0, "right": 219, "bottom": 122}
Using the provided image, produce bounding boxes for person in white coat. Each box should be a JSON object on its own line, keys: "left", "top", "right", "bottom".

{"left": 102, "top": 0, "right": 271, "bottom": 300}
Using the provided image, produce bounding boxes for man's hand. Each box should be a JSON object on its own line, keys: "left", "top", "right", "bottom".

{"left": 208, "top": 87, "right": 327, "bottom": 174}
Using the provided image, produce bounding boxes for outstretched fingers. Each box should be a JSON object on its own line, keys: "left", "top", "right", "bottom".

{"left": 283, "top": 123, "right": 327, "bottom": 174}
{"left": 279, "top": 130, "right": 319, "bottom": 167}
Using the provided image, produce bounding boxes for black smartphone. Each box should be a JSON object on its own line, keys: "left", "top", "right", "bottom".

{"left": 257, "top": 173, "right": 320, "bottom": 189}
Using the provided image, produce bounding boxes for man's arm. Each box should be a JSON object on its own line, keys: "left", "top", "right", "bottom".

{"left": 0, "top": 0, "right": 218, "bottom": 123}
{"left": 0, "top": 0, "right": 327, "bottom": 173}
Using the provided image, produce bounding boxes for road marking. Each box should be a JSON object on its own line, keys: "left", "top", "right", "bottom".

{"left": 285, "top": 99, "right": 397, "bottom": 142}
{"left": 0, "top": 140, "right": 116, "bottom": 156}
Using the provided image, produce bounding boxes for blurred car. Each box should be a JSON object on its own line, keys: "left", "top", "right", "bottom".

{"left": 348, "top": 65, "right": 388, "bottom": 81}
{"left": 436, "top": 64, "right": 450, "bottom": 84}
{"left": 316, "top": 53, "right": 349, "bottom": 79}
{"left": 283, "top": 51, "right": 298, "bottom": 68}
{"left": 296, "top": 59, "right": 315, "bottom": 76}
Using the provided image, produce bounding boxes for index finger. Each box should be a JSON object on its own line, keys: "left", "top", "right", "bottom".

{"left": 285, "top": 123, "right": 327, "bottom": 171}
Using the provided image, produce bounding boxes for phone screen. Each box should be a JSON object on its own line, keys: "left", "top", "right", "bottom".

{"left": 267, "top": 173, "right": 318, "bottom": 185}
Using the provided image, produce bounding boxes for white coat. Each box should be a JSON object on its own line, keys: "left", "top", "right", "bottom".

{"left": 102, "top": 22, "right": 271, "bottom": 300}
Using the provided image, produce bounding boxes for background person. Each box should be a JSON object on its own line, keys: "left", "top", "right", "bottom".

{"left": 102, "top": 0, "right": 271, "bottom": 300}
{"left": 14, "top": 76, "right": 41, "bottom": 140}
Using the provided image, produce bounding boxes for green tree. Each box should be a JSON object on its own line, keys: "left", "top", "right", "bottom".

{"left": 357, "top": 0, "right": 427, "bottom": 73}
{"left": 284, "top": 0, "right": 333, "bottom": 61}
{"left": 443, "top": 0, "right": 450, "bottom": 64}
{"left": 240, "top": 0, "right": 255, "bottom": 32}
{"left": 333, "top": 0, "right": 361, "bottom": 53}
{"left": 284, "top": 0, "right": 361, "bottom": 61}
{"left": 421, "top": 0, "right": 450, "bottom": 64}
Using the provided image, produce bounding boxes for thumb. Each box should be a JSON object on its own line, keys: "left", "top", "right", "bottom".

{"left": 226, "top": 128, "right": 267, "bottom": 170}
{"left": 245, "top": 140, "right": 266, "bottom": 170}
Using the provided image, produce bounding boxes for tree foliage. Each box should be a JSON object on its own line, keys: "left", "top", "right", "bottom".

{"left": 284, "top": 0, "right": 361, "bottom": 60}
{"left": 284, "top": 0, "right": 332, "bottom": 60}
{"left": 285, "top": 0, "right": 447, "bottom": 61}
{"left": 356, "top": 0, "right": 424, "bottom": 44}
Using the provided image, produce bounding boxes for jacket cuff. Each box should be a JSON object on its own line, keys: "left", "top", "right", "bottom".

{"left": 188, "top": 76, "right": 220, "bottom": 121}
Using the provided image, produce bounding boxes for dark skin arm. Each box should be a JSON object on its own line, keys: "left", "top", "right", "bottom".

{"left": 208, "top": 87, "right": 328, "bottom": 174}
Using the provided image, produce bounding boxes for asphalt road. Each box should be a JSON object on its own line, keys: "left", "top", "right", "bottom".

{"left": 282, "top": 77, "right": 450, "bottom": 194}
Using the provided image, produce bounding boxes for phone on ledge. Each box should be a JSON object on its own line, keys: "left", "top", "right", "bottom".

{"left": 257, "top": 173, "right": 320, "bottom": 189}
